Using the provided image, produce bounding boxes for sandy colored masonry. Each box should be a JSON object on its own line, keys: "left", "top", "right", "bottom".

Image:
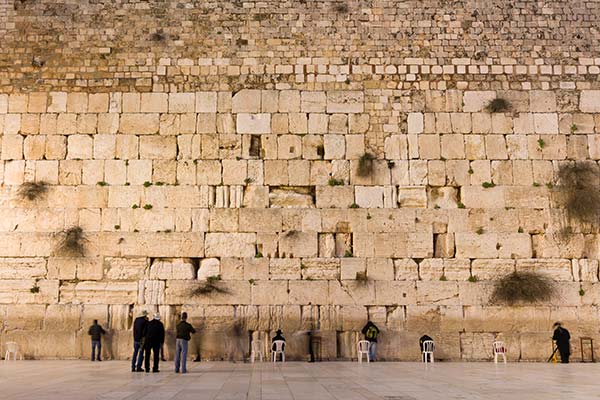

{"left": 0, "top": 0, "right": 599, "bottom": 361}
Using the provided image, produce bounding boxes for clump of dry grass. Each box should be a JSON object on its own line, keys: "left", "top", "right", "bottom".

{"left": 357, "top": 153, "right": 375, "bottom": 177}
{"left": 55, "top": 226, "right": 87, "bottom": 256}
{"left": 486, "top": 98, "right": 511, "bottom": 113}
{"left": 18, "top": 181, "right": 48, "bottom": 201}
{"left": 556, "top": 162, "right": 600, "bottom": 226}
{"left": 490, "top": 271, "right": 557, "bottom": 305}
{"left": 192, "top": 275, "right": 230, "bottom": 296}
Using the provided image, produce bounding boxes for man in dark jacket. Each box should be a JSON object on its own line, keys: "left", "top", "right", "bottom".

{"left": 131, "top": 310, "right": 148, "bottom": 372}
{"left": 419, "top": 334, "right": 434, "bottom": 362}
{"left": 361, "top": 321, "right": 380, "bottom": 361}
{"left": 552, "top": 322, "right": 571, "bottom": 363}
{"left": 88, "top": 320, "right": 106, "bottom": 361}
{"left": 144, "top": 313, "right": 165, "bottom": 372}
{"left": 174, "top": 312, "right": 196, "bottom": 373}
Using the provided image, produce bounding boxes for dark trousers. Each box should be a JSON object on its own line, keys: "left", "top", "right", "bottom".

{"left": 144, "top": 344, "right": 161, "bottom": 372}
{"left": 132, "top": 341, "right": 144, "bottom": 369}
{"left": 558, "top": 346, "right": 570, "bottom": 364}
{"left": 91, "top": 340, "right": 101, "bottom": 361}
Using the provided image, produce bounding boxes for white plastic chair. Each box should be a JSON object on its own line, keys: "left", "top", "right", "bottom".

{"left": 422, "top": 340, "right": 435, "bottom": 364}
{"left": 272, "top": 340, "right": 285, "bottom": 363}
{"left": 357, "top": 340, "right": 370, "bottom": 363}
{"left": 250, "top": 339, "right": 263, "bottom": 363}
{"left": 493, "top": 341, "right": 507, "bottom": 364}
{"left": 4, "top": 342, "right": 23, "bottom": 361}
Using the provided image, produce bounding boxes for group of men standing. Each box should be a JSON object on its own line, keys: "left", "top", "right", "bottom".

{"left": 131, "top": 310, "right": 196, "bottom": 373}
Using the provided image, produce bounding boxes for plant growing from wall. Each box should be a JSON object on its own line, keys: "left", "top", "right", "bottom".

{"left": 192, "top": 275, "right": 230, "bottom": 295}
{"left": 55, "top": 226, "right": 87, "bottom": 257}
{"left": 357, "top": 152, "right": 375, "bottom": 177}
{"left": 490, "top": 271, "right": 557, "bottom": 305}
{"left": 17, "top": 181, "right": 48, "bottom": 201}
{"left": 555, "top": 162, "right": 600, "bottom": 228}
{"left": 485, "top": 98, "right": 510, "bottom": 113}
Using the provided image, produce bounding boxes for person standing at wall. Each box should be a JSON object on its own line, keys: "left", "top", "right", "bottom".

{"left": 88, "top": 319, "right": 106, "bottom": 362}
{"left": 144, "top": 313, "right": 165, "bottom": 373}
{"left": 552, "top": 322, "right": 571, "bottom": 364}
{"left": 131, "top": 310, "right": 148, "bottom": 372}
{"left": 174, "top": 312, "right": 196, "bottom": 373}
{"left": 361, "top": 321, "right": 380, "bottom": 361}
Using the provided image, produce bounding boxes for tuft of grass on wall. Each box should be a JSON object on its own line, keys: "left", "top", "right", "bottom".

{"left": 485, "top": 98, "right": 511, "bottom": 113}
{"left": 490, "top": 271, "right": 557, "bottom": 305}
{"left": 357, "top": 152, "right": 375, "bottom": 177}
{"left": 18, "top": 181, "right": 49, "bottom": 201}
{"left": 55, "top": 226, "right": 87, "bottom": 257}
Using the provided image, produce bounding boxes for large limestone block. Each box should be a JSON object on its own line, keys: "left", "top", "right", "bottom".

{"left": 340, "top": 258, "right": 366, "bottom": 280}
{"left": 455, "top": 233, "right": 499, "bottom": 258}
{"left": 301, "top": 91, "right": 326, "bottom": 113}
{"left": 405, "top": 305, "right": 442, "bottom": 333}
{"left": 251, "top": 281, "right": 289, "bottom": 305}
{"left": 0, "top": 279, "right": 58, "bottom": 304}
{"left": 366, "top": 258, "right": 394, "bottom": 280}
{"left": 355, "top": 186, "right": 384, "bottom": 208}
{"left": 516, "top": 259, "right": 573, "bottom": 281}
{"left": 397, "top": 186, "right": 427, "bottom": 208}
{"left": 462, "top": 91, "right": 496, "bottom": 112}
{"left": 375, "top": 281, "right": 417, "bottom": 305}
{"left": 0, "top": 257, "right": 46, "bottom": 279}
{"left": 205, "top": 233, "right": 256, "bottom": 257}
{"left": 394, "top": 259, "right": 419, "bottom": 280}
{"left": 115, "top": 232, "right": 204, "bottom": 258}
{"left": 301, "top": 258, "right": 340, "bottom": 280}
{"left": 44, "top": 304, "right": 82, "bottom": 331}
{"left": 471, "top": 259, "right": 515, "bottom": 280}
{"left": 579, "top": 90, "right": 600, "bottom": 112}
{"left": 138, "top": 280, "right": 166, "bottom": 305}
{"left": 407, "top": 113, "right": 424, "bottom": 133}
{"left": 197, "top": 258, "right": 220, "bottom": 280}
{"left": 416, "top": 281, "right": 460, "bottom": 305}
{"left": 458, "top": 281, "right": 494, "bottom": 305}
{"left": 289, "top": 281, "right": 328, "bottom": 305}
{"left": 242, "top": 258, "right": 269, "bottom": 280}
{"left": 236, "top": 113, "right": 271, "bottom": 134}
{"left": 239, "top": 209, "right": 282, "bottom": 233}
{"left": 315, "top": 185, "right": 355, "bottom": 210}
{"left": 460, "top": 332, "right": 497, "bottom": 361}
{"left": 328, "top": 280, "right": 375, "bottom": 306}
{"left": 279, "top": 231, "right": 318, "bottom": 258}
{"left": 168, "top": 93, "right": 195, "bottom": 113}
{"left": 150, "top": 258, "right": 196, "bottom": 280}
{"left": 60, "top": 281, "right": 137, "bottom": 304}
{"left": 103, "top": 257, "right": 148, "bottom": 280}
{"left": 140, "top": 93, "right": 168, "bottom": 113}
{"left": 232, "top": 89, "right": 261, "bottom": 113}
{"left": 529, "top": 91, "right": 556, "bottom": 112}
{"left": 326, "top": 91, "right": 364, "bottom": 113}
{"left": 119, "top": 113, "right": 159, "bottom": 134}
{"left": 533, "top": 113, "right": 558, "bottom": 134}
{"left": 269, "top": 258, "right": 301, "bottom": 280}
{"left": 167, "top": 280, "right": 250, "bottom": 305}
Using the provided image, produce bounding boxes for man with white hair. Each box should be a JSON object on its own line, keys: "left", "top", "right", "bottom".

{"left": 143, "top": 313, "right": 165, "bottom": 373}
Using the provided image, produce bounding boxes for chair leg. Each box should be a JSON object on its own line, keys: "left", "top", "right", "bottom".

{"left": 503, "top": 354, "right": 507, "bottom": 364}
{"left": 494, "top": 353, "right": 497, "bottom": 364}
{"left": 282, "top": 352, "right": 285, "bottom": 363}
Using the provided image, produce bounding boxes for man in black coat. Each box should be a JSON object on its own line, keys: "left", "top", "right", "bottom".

{"left": 144, "top": 313, "right": 165, "bottom": 372}
{"left": 361, "top": 321, "right": 380, "bottom": 361}
{"left": 88, "top": 320, "right": 106, "bottom": 361}
{"left": 552, "top": 322, "right": 571, "bottom": 363}
{"left": 131, "top": 310, "right": 148, "bottom": 372}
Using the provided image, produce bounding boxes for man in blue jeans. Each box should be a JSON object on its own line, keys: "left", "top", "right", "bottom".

{"left": 131, "top": 310, "right": 148, "bottom": 372}
{"left": 174, "top": 312, "right": 196, "bottom": 373}
{"left": 361, "top": 320, "right": 380, "bottom": 361}
{"left": 88, "top": 320, "right": 106, "bottom": 361}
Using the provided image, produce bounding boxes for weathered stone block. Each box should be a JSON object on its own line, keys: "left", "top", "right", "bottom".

{"left": 205, "top": 233, "right": 256, "bottom": 257}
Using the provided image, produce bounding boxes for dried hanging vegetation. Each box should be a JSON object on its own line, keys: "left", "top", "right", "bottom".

{"left": 555, "top": 162, "right": 600, "bottom": 228}
{"left": 192, "top": 275, "right": 230, "bottom": 296}
{"left": 485, "top": 98, "right": 511, "bottom": 113}
{"left": 490, "top": 271, "right": 557, "bottom": 305}
{"left": 55, "top": 226, "right": 87, "bottom": 256}
{"left": 357, "top": 153, "right": 375, "bottom": 177}
{"left": 18, "top": 181, "right": 49, "bottom": 201}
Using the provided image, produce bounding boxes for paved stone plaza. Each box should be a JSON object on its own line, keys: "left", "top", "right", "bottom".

{"left": 0, "top": 361, "right": 598, "bottom": 400}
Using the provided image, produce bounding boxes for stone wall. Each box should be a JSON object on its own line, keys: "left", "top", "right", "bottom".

{"left": 1, "top": 0, "right": 599, "bottom": 361}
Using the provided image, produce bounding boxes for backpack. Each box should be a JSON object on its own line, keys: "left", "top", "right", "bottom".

{"left": 365, "top": 325, "right": 378, "bottom": 340}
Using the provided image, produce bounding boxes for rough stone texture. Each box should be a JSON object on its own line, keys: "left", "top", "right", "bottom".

{"left": 0, "top": 0, "right": 599, "bottom": 362}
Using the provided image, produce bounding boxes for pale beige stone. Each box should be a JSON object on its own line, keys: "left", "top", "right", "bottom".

{"left": 326, "top": 91, "right": 364, "bottom": 113}
{"left": 237, "top": 113, "right": 271, "bottom": 134}
{"left": 197, "top": 258, "right": 221, "bottom": 280}
{"left": 232, "top": 89, "right": 261, "bottom": 113}
{"left": 119, "top": 113, "right": 159, "bottom": 134}
{"left": 463, "top": 91, "right": 496, "bottom": 112}
{"left": 169, "top": 93, "right": 195, "bottom": 113}
{"left": 355, "top": 186, "right": 384, "bottom": 208}
{"left": 205, "top": 233, "right": 256, "bottom": 257}
{"left": 580, "top": 90, "right": 600, "bottom": 112}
